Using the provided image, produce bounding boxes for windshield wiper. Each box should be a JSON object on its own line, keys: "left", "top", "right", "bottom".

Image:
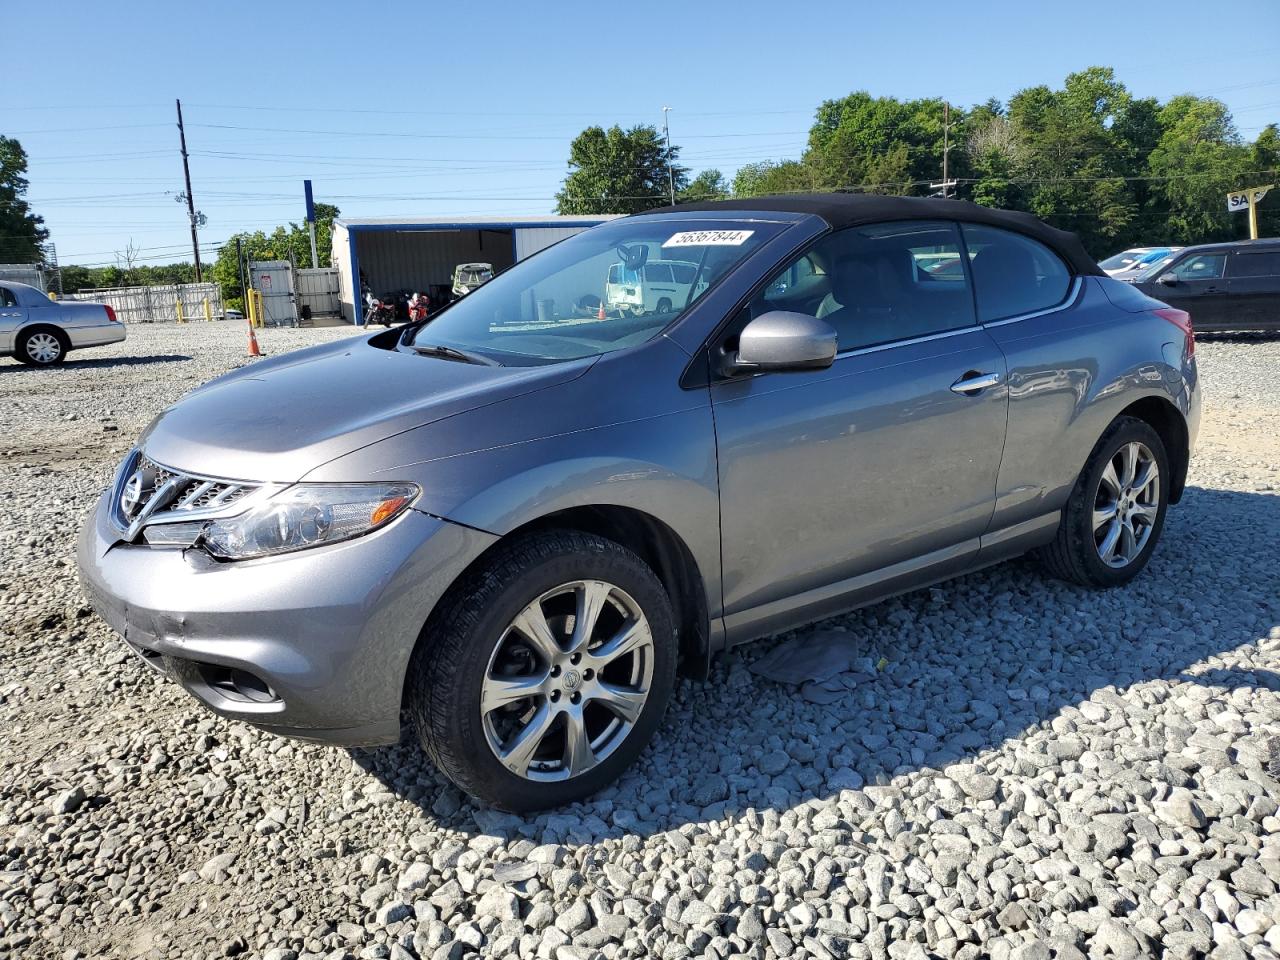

{"left": 409, "top": 343, "right": 499, "bottom": 366}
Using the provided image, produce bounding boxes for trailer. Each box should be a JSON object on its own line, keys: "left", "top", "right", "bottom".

{"left": 331, "top": 215, "right": 619, "bottom": 323}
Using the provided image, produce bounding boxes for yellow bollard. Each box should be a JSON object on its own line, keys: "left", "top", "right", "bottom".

{"left": 255, "top": 291, "right": 266, "bottom": 328}
{"left": 176, "top": 298, "right": 185, "bottom": 324}
{"left": 203, "top": 297, "right": 212, "bottom": 322}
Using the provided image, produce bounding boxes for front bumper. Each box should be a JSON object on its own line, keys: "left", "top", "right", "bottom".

{"left": 76, "top": 490, "right": 497, "bottom": 745}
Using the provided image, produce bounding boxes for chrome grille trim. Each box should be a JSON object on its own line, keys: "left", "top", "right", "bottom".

{"left": 109, "top": 450, "right": 280, "bottom": 543}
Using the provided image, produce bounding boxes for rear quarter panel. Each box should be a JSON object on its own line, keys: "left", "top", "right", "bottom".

{"left": 55, "top": 301, "right": 124, "bottom": 347}
{"left": 984, "top": 276, "right": 1195, "bottom": 533}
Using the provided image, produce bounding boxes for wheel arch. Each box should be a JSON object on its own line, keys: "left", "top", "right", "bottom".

{"left": 504, "top": 505, "right": 711, "bottom": 680}
{"left": 16, "top": 322, "right": 71, "bottom": 353}
{"left": 1115, "top": 395, "right": 1189, "bottom": 503}
{"left": 400, "top": 504, "right": 713, "bottom": 720}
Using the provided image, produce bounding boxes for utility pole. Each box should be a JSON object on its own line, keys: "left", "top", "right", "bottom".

{"left": 304, "top": 179, "right": 319, "bottom": 268}
{"left": 235, "top": 236, "right": 247, "bottom": 308}
{"left": 942, "top": 102, "right": 950, "bottom": 199}
{"left": 176, "top": 98, "right": 202, "bottom": 281}
{"left": 930, "top": 101, "right": 957, "bottom": 200}
{"left": 662, "top": 106, "right": 675, "bottom": 206}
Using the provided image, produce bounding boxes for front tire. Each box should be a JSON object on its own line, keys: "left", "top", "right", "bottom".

{"left": 17, "top": 328, "right": 67, "bottom": 366}
{"left": 1037, "top": 416, "right": 1170, "bottom": 588}
{"left": 408, "top": 531, "right": 677, "bottom": 811}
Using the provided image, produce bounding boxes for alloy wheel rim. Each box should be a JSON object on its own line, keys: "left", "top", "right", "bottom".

{"left": 480, "top": 579, "right": 653, "bottom": 782}
{"left": 27, "top": 333, "right": 61, "bottom": 364}
{"left": 1093, "top": 441, "right": 1159, "bottom": 568}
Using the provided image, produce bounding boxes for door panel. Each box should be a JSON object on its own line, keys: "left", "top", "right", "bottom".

{"left": 1162, "top": 279, "right": 1230, "bottom": 328}
{"left": 1146, "top": 252, "right": 1230, "bottom": 328}
{"left": 0, "top": 287, "right": 26, "bottom": 352}
{"left": 1226, "top": 251, "right": 1280, "bottom": 331}
{"left": 711, "top": 328, "right": 1008, "bottom": 625}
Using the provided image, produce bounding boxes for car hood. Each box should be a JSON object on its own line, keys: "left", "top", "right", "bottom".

{"left": 138, "top": 335, "right": 592, "bottom": 482}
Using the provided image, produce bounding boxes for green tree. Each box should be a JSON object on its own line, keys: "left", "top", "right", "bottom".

{"left": 803, "top": 92, "right": 960, "bottom": 193}
{"left": 1248, "top": 123, "right": 1280, "bottom": 238}
{"left": 1147, "top": 95, "right": 1248, "bottom": 244}
{"left": 966, "top": 102, "right": 1023, "bottom": 210}
{"left": 1004, "top": 68, "right": 1138, "bottom": 252}
{"left": 556, "top": 125, "right": 687, "bottom": 215}
{"left": 731, "top": 160, "right": 815, "bottom": 197}
{"left": 0, "top": 136, "right": 49, "bottom": 263}
{"left": 680, "top": 169, "right": 727, "bottom": 202}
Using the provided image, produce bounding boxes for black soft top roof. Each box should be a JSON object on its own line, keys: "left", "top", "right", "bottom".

{"left": 669, "top": 194, "right": 1104, "bottom": 276}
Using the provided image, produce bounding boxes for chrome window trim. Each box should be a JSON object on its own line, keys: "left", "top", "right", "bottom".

{"left": 980, "top": 276, "right": 1084, "bottom": 328}
{"left": 833, "top": 323, "right": 979, "bottom": 360}
{"left": 829, "top": 275, "right": 1084, "bottom": 358}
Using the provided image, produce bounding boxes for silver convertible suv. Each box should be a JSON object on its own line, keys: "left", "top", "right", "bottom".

{"left": 79, "top": 196, "right": 1200, "bottom": 810}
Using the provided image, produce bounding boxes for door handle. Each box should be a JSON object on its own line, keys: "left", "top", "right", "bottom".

{"left": 951, "top": 371, "right": 1001, "bottom": 394}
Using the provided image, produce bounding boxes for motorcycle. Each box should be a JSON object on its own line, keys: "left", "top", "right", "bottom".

{"left": 407, "top": 292, "right": 430, "bottom": 324}
{"left": 362, "top": 293, "right": 396, "bottom": 327}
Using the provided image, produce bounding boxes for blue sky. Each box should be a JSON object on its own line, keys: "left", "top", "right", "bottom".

{"left": 4, "top": 0, "right": 1278, "bottom": 267}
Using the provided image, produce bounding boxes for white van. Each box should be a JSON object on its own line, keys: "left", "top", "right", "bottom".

{"left": 605, "top": 258, "right": 706, "bottom": 315}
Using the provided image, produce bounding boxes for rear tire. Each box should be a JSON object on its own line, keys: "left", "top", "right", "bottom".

{"left": 656, "top": 297, "right": 673, "bottom": 313}
{"left": 408, "top": 530, "right": 677, "bottom": 811}
{"left": 1037, "top": 416, "right": 1169, "bottom": 588}
{"left": 16, "top": 328, "right": 67, "bottom": 366}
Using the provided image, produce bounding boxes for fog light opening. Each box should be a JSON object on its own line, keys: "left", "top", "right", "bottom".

{"left": 201, "top": 665, "right": 280, "bottom": 704}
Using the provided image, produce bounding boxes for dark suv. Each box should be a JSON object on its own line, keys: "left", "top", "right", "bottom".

{"left": 1132, "top": 238, "right": 1280, "bottom": 332}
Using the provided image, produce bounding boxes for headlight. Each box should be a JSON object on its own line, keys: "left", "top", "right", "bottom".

{"left": 200, "top": 482, "right": 419, "bottom": 560}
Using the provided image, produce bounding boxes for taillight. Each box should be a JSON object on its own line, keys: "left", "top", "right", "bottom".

{"left": 1154, "top": 306, "right": 1194, "bottom": 358}
{"left": 104, "top": 304, "right": 119, "bottom": 323}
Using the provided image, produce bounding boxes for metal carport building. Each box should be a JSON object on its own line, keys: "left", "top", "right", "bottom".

{"left": 331, "top": 215, "right": 619, "bottom": 323}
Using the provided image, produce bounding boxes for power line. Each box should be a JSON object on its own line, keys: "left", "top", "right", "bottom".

{"left": 189, "top": 122, "right": 809, "bottom": 141}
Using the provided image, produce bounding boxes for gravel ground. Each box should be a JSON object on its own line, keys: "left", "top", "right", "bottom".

{"left": 2, "top": 323, "right": 1279, "bottom": 960}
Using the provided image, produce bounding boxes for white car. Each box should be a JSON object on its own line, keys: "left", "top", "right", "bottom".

{"left": 1098, "top": 247, "right": 1181, "bottom": 279}
{"left": 0, "top": 281, "right": 126, "bottom": 366}
{"left": 605, "top": 258, "right": 706, "bottom": 315}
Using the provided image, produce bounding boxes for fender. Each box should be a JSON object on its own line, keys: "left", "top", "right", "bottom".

{"left": 304, "top": 338, "right": 724, "bottom": 625}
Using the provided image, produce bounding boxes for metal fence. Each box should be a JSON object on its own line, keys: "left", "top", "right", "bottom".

{"left": 66, "top": 282, "right": 224, "bottom": 323}
{"left": 296, "top": 267, "right": 341, "bottom": 317}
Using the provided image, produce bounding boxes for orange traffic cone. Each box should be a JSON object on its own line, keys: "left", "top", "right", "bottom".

{"left": 597, "top": 302, "right": 606, "bottom": 320}
{"left": 247, "top": 322, "right": 262, "bottom": 357}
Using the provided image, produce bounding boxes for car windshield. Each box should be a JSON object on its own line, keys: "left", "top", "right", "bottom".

{"left": 410, "top": 218, "right": 781, "bottom": 364}
{"left": 1100, "top": 251, "right": 1142, "bottom": 270}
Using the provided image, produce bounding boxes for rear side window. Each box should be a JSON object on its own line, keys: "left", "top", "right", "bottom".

{"left": 0, "top": 288, "right": 15, "bottom": 307}
{"left": 1228, "top": 251, "right": 1280, "bottom": 278}
{"left": 643, "top": 263, "right": 673, "bottom": 283}
{"left": 962, "top": 224, "right": 1072, "bottom": 322}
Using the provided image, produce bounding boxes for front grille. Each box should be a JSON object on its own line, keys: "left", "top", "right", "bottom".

{"left": 112, "top": 452, "right": 266, "bottom": 540}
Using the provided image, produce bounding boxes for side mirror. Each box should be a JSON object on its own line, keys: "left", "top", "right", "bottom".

{"left": 732, "top": 311, "right": 837, "bottom": 373}
{"left": 1158, "top": 272, "right": 1178, "bottom": 286}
